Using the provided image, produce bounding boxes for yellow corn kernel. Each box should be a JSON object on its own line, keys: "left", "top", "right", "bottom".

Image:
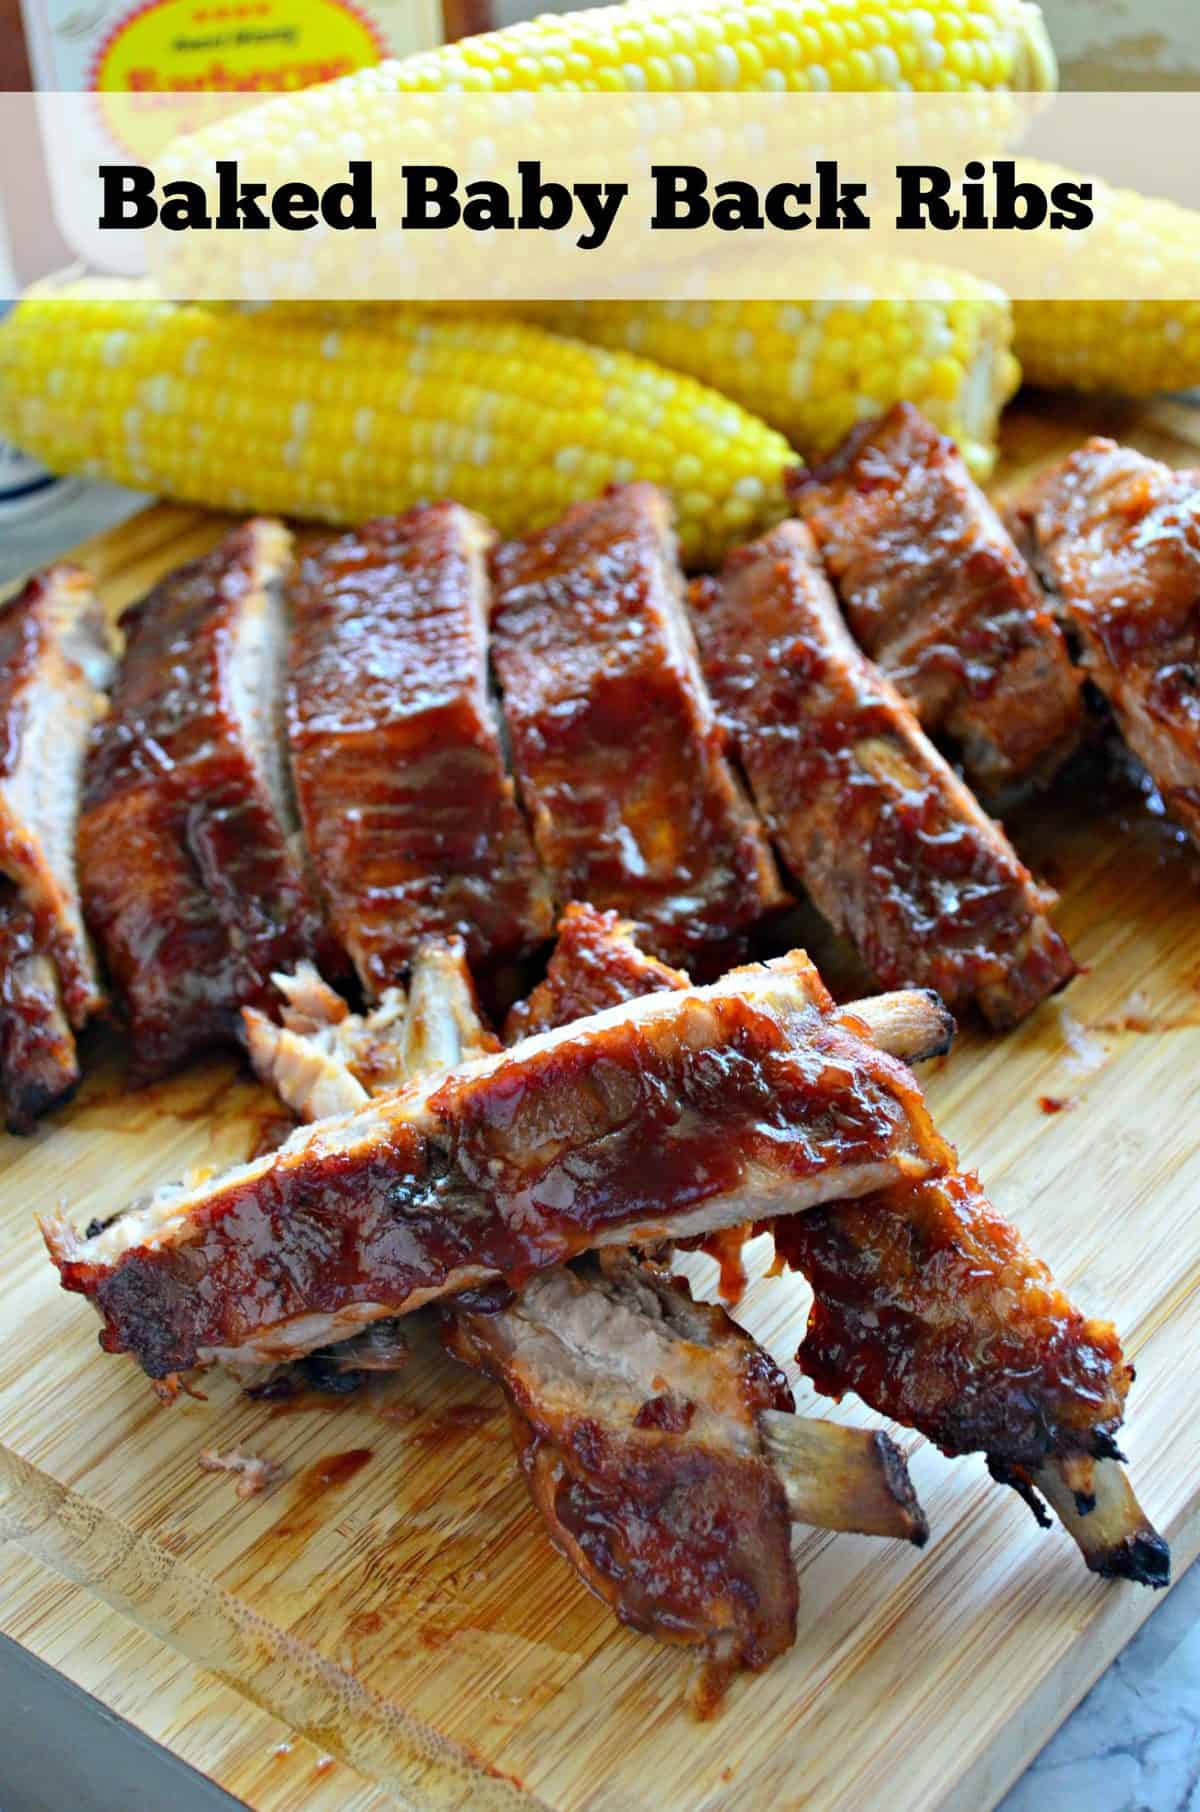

{"left": 0, "top": 282, "right": 795, "bottom": 568}
{"left": 510, "top": 271, "right": 1020, "bottom": 479}
{"left": 1011, "top": 164, "right": 1200, "bottom": 396}
{"left": 383, "top": 0, "right": 1057, "bottom": 94}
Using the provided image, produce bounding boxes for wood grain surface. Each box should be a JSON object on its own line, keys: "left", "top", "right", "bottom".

{"left": 1, "top": 395, "right": 1198, "bottom": 1812}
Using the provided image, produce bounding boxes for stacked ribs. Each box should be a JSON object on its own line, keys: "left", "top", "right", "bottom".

{"left": 19, "top": 407, "right": 1195, "bottom": 1692}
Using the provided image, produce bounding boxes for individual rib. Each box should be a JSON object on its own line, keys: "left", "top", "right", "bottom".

{"left": 1011, "top": 439, "right": 1200, "bottom": 849}
{"left": 0, "top": 891, "right": 79, "bottom": 1132}
{"left": 690, "top": 520, "right": 1075, "bottom": 1028}
{"left": 79, "top": 521, "right": 334, "bottom": 1082}
{"left": 44, "top": 952, "right": 943, "bottom": 1383}
{"left": 791, "top": 405, "right": 1081, "bottom": 798}
{"left": 529, "top": 914, "right": 1162, "bottom": 1583}
{"left": 0, "top": 564, "right": 114, "bottom": 1129}
{"left": 491, "top": 483, "right": 786, "bottom": 966}
{"left": 286, "top": 506, "right": 552, "bottom": 991}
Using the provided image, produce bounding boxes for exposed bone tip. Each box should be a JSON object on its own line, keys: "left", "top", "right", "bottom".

{"left": 915, "top": 990, "right": 956, "bottom": 1059}
{"left": 1031, "top": 1457, "right": 1168, "bottom": 1590}
{"left": 1093, "top": 1528, "right": 1172, "bottom": 1590}
{"left": 873, "top": 1431, "right": 930, "bottom": 1547}
{"left": 761, "top": 1410, "right": 929, "bottom": 1545}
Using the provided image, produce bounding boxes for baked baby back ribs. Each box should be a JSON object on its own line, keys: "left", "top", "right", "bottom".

{"left": 1012, "top": 439, "right": 1200, "bottom": 848}
{"left": 79, "top": 521, "right": 333, "bottom": 1083}
{"left": 287, "top": 507, "right": 552, "bottom": 991}
{"left": 690, "top": 522, "right": 1074, "bottom": 1028}
{"left": 791, "top": 405, "right": 1081, "bottom": 798}
{"left": 0, "top": 566, "right": 115, "bottom": 1129}
{"left": 553, "top": 918, "right": 1164, "bottom": 1583}
{"left": 246, "top": 926, "right": 926, "bottom": 1684}
{"left": 44, "top": 953, "right": 950, "bottom": 1383}
{"left": 490, "top": 483, "right": 785, "bottom": 967}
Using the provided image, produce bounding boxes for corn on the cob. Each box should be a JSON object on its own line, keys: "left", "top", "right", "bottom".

{"left": 1010, "top": 166, "right": 1200, "bottom": 395}
{"left": 389, "top": 0, "right": 1057, "bottom": 94}
{"left": 511, "top": 273, "right": 1019, "bottom": 479}
{"left": 0, "top": 283, "right": 794, "bottom": 568}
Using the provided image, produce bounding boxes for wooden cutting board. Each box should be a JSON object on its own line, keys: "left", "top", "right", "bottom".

{"left": 2, "top": 394, "right": 1200, "bottom": 1812}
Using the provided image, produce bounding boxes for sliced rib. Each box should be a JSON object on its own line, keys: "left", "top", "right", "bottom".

{"left": 490, "top": 484, "right": 786, "bottom": 966}
{"left": 691, "top": 521, "right": 1075, "bottom": 1029}
{"left": 247, "top": 929, "right": 926, "bottom": 1680}
{"left": 0, "top": 565, "right": 114, "bottom": 1127}
{"left": 529, "top": 915, "right": 1164, "bottom": 1584}
{"left": 790, "top": 405, "right": 1081, "bottom": 798}
{"left": 287, "top": 507, "right": 552, "bottom": 991}
{"left": 448, "top": 1252, "right": 911, "bottom": 1691}
{"left": 1011, "top": 439, "right": 1200, "bottom": 849}
{"left": 775, "top": 1166, "right": 1167, "bottom": 1586}
{"left": 79, "top": 521, "right": 334, "bottom": 1083}
{"left": 44, "top": 952, "right": 945, "bottom": 1383}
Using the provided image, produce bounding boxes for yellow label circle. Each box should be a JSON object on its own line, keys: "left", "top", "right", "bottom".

{"left": 92, "top": 0, "right": 388, "bottom": 160}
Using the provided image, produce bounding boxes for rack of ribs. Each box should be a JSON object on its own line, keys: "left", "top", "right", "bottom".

{"left": 0, "top": 566, "right": 114, "bottom": 1130}
{"left": 790, "top": 405, "right": 1081, "bottom": 799}
{"left": 287, "top": 506, "right": 553, "bottom": 991}
{"left": 1010, "top": 439, "right": 1200, "bottom": 849}
{"left": 78, "top": 520, "right": 335, "bottom": 1084}
{"left": 690, "top": 522, "right": 1075, "bottom": 1029}
{"left": 246, "top": 924, "right": 928, "bottom": 1690}
{"left": 44, "top": 952, "right": 951, "bottom": 1385}
{"left": 490, "top": 483, "right": 786, "bottom": 968}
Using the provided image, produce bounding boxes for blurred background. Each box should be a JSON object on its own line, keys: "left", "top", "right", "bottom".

{"left": 2, "top": 1, "right": 1200, "bottom": 89}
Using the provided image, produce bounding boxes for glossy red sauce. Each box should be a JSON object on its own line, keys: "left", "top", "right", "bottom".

{"left": 778, "top": 1166, "right": 1130, "bottom": 1467}
{"left": 63, "top": 989, "right": 927, "bottom": 1378}
{"left": 1020, "top": 442, "right": 1200, "bottom": 849}
{"left": 691, "top": 522, "right": 1074, "bottom": 1026}
{"left": 791, "top": 405, "right": 1081, "bottom": 794}
{"left": 287, "top": 506, "right": 551, "bottom": 987}
{"left": 490, "top": 484, "right": 784, "bottom": 966}
{"left": 79, "top": 523, "right": 334, "bottom": 1083}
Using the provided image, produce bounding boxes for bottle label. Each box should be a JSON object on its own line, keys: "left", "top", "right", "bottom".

{"left": 90, "top": 0, "right": 397, "bottom": 160}
{"left": 19, "top": 0, "right": 444, "bottom": 268}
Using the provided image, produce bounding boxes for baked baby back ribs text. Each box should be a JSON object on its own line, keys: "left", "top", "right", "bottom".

{"left": 45, "top": 953, "right": 949, "bottom": 1383}
{"left": 287, "top": 506, "right": 552, "bottom": 990}
{"left": 79, "top": 521, "right": 333, "bottom": 1082}
{"left": 690, "top": 521, "right": 1075, "bottom": 1028}
{"left": 490, "top": 483, "right": 786, "bottom": 967}
{"left": 0, "top": 566, "right": 114, "bottom": 1130}
{"left": 791, "top": 405, "right": 1081, "bottom": 797}
{"left": 1012, "top": 439, "right": 1200, "bottom": 849}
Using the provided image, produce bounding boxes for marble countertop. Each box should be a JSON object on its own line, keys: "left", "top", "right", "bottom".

{"left": 1001, "top": 1560, "right": 1200, "bottom": 1812}
{"left": 3, "top": 485, "right": 1196, "bottom": 1812}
